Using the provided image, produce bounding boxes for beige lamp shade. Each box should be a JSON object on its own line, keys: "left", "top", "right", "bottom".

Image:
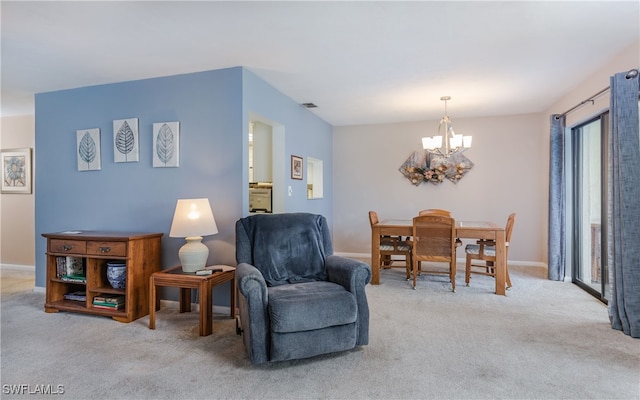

{"left": 169, "top": 198, "right": 218, "bottom": 272}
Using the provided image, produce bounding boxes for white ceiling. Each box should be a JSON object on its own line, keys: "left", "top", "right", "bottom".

{"left": 1, "top": 1, "right": 638, "bottom": 125}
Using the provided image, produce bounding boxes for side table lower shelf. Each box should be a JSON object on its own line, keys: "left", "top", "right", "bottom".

{"left": 149, "top": 265, "right": 236, "bottom": 336}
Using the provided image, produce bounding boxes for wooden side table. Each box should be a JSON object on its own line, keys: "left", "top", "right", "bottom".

{"left": 148, "top": 265, "right": 236, "bottom": 336}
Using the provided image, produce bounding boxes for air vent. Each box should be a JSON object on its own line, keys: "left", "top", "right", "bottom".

{"left": 302, "top": 103, "right": 318, "bottom": 108}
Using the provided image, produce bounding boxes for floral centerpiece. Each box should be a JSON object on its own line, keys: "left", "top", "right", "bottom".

{"left": 403, "top": 165, "right": 446, "bottom": 185}
{"left": 399, "top": 151, "right": 474, "bottom": 186}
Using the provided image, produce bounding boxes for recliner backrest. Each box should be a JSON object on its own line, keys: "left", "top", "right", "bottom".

{"left": 236, "top": 213, "right": 333, "bottom": 286}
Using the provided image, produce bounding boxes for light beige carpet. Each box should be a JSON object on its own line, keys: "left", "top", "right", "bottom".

{"left": 1, "top": 264, "right": 638, "bottom": 399}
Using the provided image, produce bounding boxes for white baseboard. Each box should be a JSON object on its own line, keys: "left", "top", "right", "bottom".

{"left": 159, "top": 299, "right": 232, "bottom": 316}
{"left": 334, "top": 252, "right": 371, "bottom": 259}
{"left": 0, "top": 263, "right": 35, "bottom": 271}
{"left": 508, "top": 260, "right": 548, "bottom": 269}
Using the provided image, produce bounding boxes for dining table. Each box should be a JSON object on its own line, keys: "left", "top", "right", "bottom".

{"left": 370, "top": 219, "right": 507, "bottom": 295}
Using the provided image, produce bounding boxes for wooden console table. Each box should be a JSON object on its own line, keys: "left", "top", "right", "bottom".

{"left": 43, "top": 231, "right": 162, "bottom": 322}
{"left": 149, "top": 265, "right": 236, "bottom": 336}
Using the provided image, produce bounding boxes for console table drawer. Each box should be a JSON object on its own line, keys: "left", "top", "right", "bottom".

{"left": 87, "top": 241, "right": 127, "bottom": 257}
{"left": 50, "top": 239, "right": 86, "bottom": 254}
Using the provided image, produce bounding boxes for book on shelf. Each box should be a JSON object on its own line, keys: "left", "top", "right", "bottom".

{"left": 92, "top": 303, "right": 124, "bottom": 310}
{"left": 56, "top": 257, "right": 66, "bottom": 278}
{"left": 63, "top": 291, "right": 86, "bottom": 301}
{"left": 93, "top": 294, "right": 125, "bottom": 305}
{"left": 93, "top": 304, "right": 124, "bottom": 311}
{"left": 60, "top": 275, "right": 86, "bottom": 283}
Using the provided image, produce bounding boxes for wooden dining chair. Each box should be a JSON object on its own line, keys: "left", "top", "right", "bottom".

{"left": 464, "top": 213, "right": 516, "bottom": 289}
{"left": 369, "top": 211, "right": 412, "bottom": 279}
{"left": 411, "top": 214, "right": 457, "bottom": 291}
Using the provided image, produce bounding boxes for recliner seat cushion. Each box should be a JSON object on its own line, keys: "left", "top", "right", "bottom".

{"left": 268, "top": 281, "right": 357, "bottom": 333}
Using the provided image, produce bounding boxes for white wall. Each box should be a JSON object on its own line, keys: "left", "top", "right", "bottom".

{"left": 332, "top": 113, "right": 547, "bottom": 264}
{"left": 0, "top": 115, "right": 35, "bottom": 266}
{"left": 544, "top": 40, "right": 639, "bottom": 128}
{"left": 251, "top": 121, "right": 273, "bottom": 182}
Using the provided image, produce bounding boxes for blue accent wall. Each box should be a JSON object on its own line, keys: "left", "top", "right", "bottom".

{"left": 241, "top": 69, "right": 333, "bottom": 222}
{"left": 34, "top": 67, "right": 334, "bottom": 307}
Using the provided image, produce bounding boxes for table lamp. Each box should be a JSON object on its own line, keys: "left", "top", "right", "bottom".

{"left": 169, "top": 198, "right": 218, "bottom": 272}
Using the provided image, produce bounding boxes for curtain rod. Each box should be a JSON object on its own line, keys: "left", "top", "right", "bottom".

{"left": 557, "top": 68, "right": 638, "bottom": 119}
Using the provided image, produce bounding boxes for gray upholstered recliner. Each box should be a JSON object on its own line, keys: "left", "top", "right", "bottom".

{"left": 235, "top": 213, "right": 371, "bottom": 364}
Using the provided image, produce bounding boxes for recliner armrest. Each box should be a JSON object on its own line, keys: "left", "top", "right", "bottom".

{"left": 236, "top": 263, "right": 270, "bottom": 364}
{"left": 237, "top": 262, "right": 268, "bottom": 304}
{"left": 326, "top": 255, "right": 371, "bottom": 346}
{"left": 325, "top": 255, "right": 371, "bottom": 291}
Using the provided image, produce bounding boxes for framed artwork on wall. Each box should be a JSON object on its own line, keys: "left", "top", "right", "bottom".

{"left": 291, "top": 155, "right": 303, "bottom": 180}
{"left": 76, "top": 128, "right": 101, "bottom": 172}
{"left": 113, "top": 118, "right": 139, "bottom": 163}
{"left": 153, "top": 121, "right": 180, "bottom": 168}
{"left": 1, "top": 148, "right": 32, "bottom": 194}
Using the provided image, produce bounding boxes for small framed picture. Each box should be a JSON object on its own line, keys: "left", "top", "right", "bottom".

{"left": 291, "top": 155, "right": 303, "bottom": 180}
{"left": 1, "top": 148, "right": 32, "bottom": 194}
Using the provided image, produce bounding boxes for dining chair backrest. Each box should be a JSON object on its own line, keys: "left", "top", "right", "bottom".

{"left": 368, "top": 210, "right": 379, "bottom": 227}
{"left": 418, "top": 208, "right": 452, "bottom": 217}
{"left": 411, "top": 214, "right": 457, "bottom": 291}
{"left": 505, "top": 213, "right": 516, "bottom": 248}
{"left": 412, "top": 215, "right": 456, "bottom": 262}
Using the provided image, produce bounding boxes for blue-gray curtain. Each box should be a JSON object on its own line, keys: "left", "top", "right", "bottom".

{"left": 608, "top": 69, "right": 640, "bottom": 338}
{"left": 548, "top": 114, "right": 566, "bottom": 281}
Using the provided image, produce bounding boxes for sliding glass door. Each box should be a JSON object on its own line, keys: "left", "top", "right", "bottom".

{"left": 570, "top": 113, "right": 609, "bottom": 302}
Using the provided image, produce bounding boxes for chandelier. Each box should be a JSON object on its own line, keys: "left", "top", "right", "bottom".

{"left": 422, "top": 96, "right": 472, "bottom": 157}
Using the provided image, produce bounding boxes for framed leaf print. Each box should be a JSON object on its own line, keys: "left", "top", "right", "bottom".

{"left": 76, "top": 129, "right": 101, "bottom": 171}
{"left": 113, "top": 118, "right": 139, "bottom": 163}
{"left": 153, "top": 121, "right": 180, "bottom": 168}
{"left": 1, "top": 148, "right": 32, "bottom": 193}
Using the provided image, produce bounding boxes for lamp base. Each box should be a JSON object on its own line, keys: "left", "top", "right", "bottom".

{"left": 178, "top": 236, "right": 209, "bottom": 272}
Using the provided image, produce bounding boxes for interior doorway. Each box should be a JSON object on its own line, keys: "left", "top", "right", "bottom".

{"left": 248, "top": 113, "right": 285, "bottom": 215}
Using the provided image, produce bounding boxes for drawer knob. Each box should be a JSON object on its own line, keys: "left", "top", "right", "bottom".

{"left": 99, "top": 246, "right": 112, "bottom": 253}
{"left": 62, "top": 245, "right": 73, "bottom": 251}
